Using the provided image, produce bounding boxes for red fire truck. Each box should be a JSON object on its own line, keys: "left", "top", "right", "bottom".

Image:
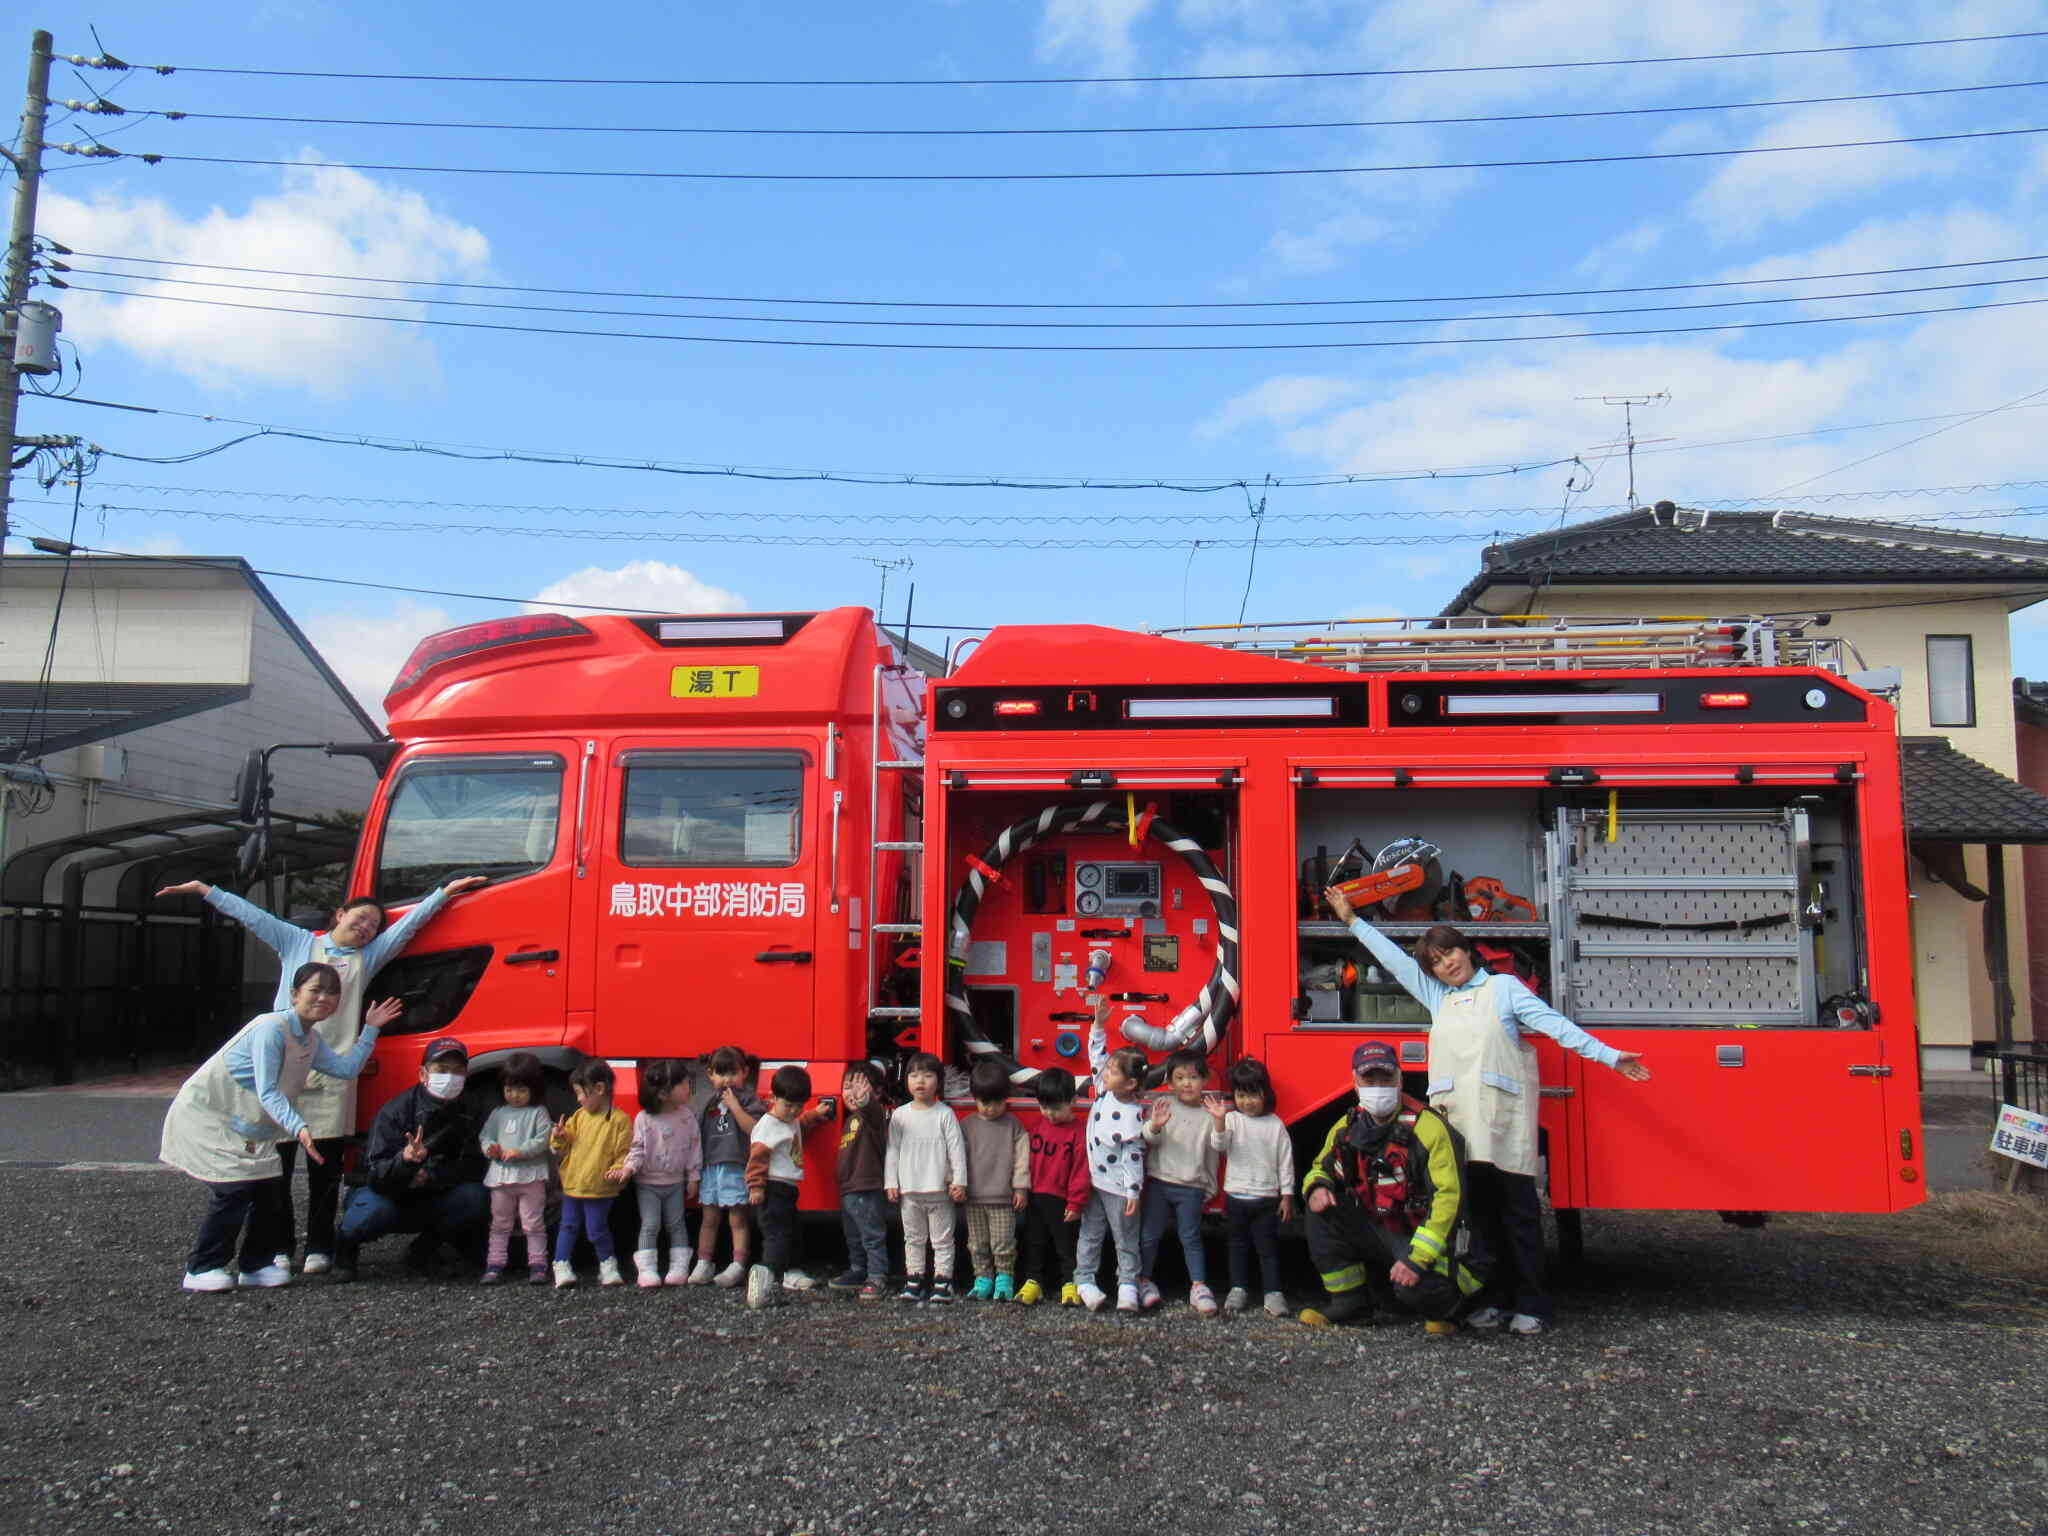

{"left": 348, "top": 604, "right": 1925, "bottom": 1237}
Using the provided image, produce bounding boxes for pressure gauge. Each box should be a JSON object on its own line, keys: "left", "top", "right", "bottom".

{"left": 1076, "top": 890, "right": 1102, "bottom": 915}
{"left": 1076, "top": 864, "right": 1102, "bottom": 888}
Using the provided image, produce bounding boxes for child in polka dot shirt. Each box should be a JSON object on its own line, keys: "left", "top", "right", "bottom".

{"left": 1075, "top": 997, "right": 1148, "bottom": 1315}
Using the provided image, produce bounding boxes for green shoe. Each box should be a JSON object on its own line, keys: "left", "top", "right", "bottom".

{"left": 992, "top": 1274, "right": 1016, "bottom": 1303}
{"left": 968, "top": 1276, "right": 995, "bottom": 1301}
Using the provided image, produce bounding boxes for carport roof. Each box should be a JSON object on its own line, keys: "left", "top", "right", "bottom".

{"left": 0, "top": 681, "right": 251, "bottom": 759}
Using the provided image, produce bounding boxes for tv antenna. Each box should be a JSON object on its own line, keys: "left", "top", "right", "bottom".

{"left": 857, "top": 555, "right": 914, "bottom": 617}
{"left": 1577, "top": 391, "right": 1671, "bottom": 508}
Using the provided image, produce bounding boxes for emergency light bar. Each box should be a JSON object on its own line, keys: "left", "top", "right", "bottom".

{"left": 1440, "top": 692, "right": 1661, "bottom": 717}
{"left": 388, "top": 613, "right": 591, "bottom": 698}
{"left": 657, "top": 619, "right": 787, "bottom": 641}
{"left": 1126, "top": 696, "right": 1337, "bottom": 720}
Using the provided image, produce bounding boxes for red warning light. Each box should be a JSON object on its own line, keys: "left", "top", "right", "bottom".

{"left": 1699, "top": 692, "right": 1751, "bottom": 709}
{"left": 994, "top": 699, "right": 1042, "bottom": 716}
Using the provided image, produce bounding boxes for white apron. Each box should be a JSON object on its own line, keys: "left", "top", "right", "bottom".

{"left": 293, "top": 934, "right": 365, "bottom": 1141}
{"left": 1425, "top": 974, "right": 1542, "bottom": 1177}
{"left": 160, "top": 1012, "right": 319, "bottom": 1184}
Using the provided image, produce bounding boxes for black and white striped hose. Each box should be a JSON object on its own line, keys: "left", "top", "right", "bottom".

{"left": 944, "top": 799, "right": 1239, "bottom": 1089}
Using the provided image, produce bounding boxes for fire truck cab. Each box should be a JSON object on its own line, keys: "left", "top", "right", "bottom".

{"left": 353, "top": 607, "right": 925, "bottom": 1153}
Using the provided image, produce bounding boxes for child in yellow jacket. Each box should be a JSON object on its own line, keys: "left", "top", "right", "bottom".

{"left": 549, "top": 1059, "right": 633, "bottom": 1288}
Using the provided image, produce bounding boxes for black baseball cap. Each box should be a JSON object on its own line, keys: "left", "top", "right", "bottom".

{"left": 423, "top": 1036, "right": 469, "bottom": 1066}
{"left": 1351, "top": 1041, "right": 1399, "bottom": 1075}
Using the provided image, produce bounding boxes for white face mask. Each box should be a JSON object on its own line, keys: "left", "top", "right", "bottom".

{"left": 425, "top": 1071, "right": 465, "bottom": 1102}
{"left": 1357, "top": 1084, "right": 1400, "bottom": 1116}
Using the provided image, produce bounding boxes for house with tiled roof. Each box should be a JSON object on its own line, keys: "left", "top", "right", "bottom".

{"left": 1443, "top": 503, "right": 2048, "bottom": 1072}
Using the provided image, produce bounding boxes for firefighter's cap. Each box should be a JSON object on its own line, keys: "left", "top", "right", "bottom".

{"left": 1350, "top": 1041, "right": 1399, "bottom": 1076}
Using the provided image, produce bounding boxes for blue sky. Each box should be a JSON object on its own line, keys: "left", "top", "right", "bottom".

{"left": 15, "top": 2, "right": 2048, "bottom": 713}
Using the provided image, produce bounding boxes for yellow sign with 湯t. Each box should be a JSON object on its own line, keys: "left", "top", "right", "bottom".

{"left": 670, "top": 665, "right": 761, "bottom": 699}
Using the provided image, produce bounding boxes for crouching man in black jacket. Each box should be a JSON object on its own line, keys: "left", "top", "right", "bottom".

{"left": 331, "top": 1036, "right": 489, "bottom": 1281}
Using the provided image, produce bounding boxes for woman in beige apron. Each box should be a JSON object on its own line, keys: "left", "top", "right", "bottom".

{"left": 1326, "top": 890, "right": 1650, "bottom": 1335}
{"left": 160, "top": 962, "right": 399, "bottom": 1293}
{"left": 156, "top": 874, "right": 486, "bottom": 1272}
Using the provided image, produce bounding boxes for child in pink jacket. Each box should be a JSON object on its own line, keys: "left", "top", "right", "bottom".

{"left": 616, "top": 1058, "right": 703, "bottom": 1288}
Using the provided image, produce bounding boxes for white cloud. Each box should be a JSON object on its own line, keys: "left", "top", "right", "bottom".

{"left": 1198, "top": 374, "right": 1361, "bottom": 437}
{"left": 526, "top": 560, "right": 748, "bottom": 616}
{"left": 1040, "top": 0, "right": 1157, "bottom": 72}
{"left": 40, "top": 161, "right": 491, "bottom": 398}
{"left": 1685, "top": 104, "right": 1942, "bottom": 241}
{"left": 297, "top": 599, "right": 455, "bottom": 724}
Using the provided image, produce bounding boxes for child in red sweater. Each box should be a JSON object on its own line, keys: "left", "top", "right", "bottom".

{"left": 1016, "top": 1067, "right": 1092, "bottom": 1306}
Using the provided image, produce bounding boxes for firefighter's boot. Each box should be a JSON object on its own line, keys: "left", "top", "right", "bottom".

{"left": 1299, "top": 1289, "right": 1372, "bottom": 1329}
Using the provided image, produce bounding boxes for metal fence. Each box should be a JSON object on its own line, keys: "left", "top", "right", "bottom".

{"left": 1991, "top": 1049, "right": 2048, "bottom": 1116}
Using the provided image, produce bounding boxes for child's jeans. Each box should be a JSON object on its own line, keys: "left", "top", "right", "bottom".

{"left": 1019, "top": 1192, "right": 1080, "bottom": 1287}
{"left": 1075, "top": 1187, "right": 1140, "bottom": 1289}
{"left": 758, "top": 1180, "right": 801, "bottom": 1277}
{"left": 636, "top": 1182, "right": 687, "bottom": 1252}
{"left": 1225, "top": 1193, "right": 1282, "bottom": 1294}
{"left": 964, "top": 1203, "right": 1018, "bottom": 1277}
{"left": 554, "top": 1195, "right": 616, "bottom": 1263}
{"left": 1140, "top": 1179, "right": 1209, "bottom": 1285}
{"left": 487, "top": 1182, "right": 547, "bottom": 1271}
{"left": 899, "top": 1192, "right": 956, "bottom": 1281}
{"left": 840, "top": 1189, "right": 890, "bottom": 1281}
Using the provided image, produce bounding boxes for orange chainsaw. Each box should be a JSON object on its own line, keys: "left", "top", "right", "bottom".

{"left": 1332, "top": 861, "right": 1429, "bottom": 909}
{"left": 1463, "top": 876, "right": 1539, "bottom": 922}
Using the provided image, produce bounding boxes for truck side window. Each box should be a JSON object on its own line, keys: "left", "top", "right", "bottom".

{"left": 375, "top": 755, "right": 564, "bottom": 904}
{"left": 619, "top": 750, "right": 805, "bottom": 868}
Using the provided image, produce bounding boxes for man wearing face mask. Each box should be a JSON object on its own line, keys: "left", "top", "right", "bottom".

{"left": 1298, "top": 1043, "right": 1480, "bottom": 1335}
{"left": 331, "top": 1037, "right": 489, "bottom": 1282}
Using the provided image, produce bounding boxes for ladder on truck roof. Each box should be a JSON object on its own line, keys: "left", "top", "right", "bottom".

{"left": 1150, "top": 613, "right": 1856, "bottom": 674}
{"left": 866, "top": 654, "right": 926, "bottom": 1028}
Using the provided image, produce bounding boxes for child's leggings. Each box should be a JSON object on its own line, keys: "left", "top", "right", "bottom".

{"left": 487, "top": 1183, "right": 547, "bottom": 1269}
{"left": 1225, "top": 1194, "right": 1282, "bottom": 1294}
{"left": 554, "top": 1195, "right": 616, "bottom": 1263}
{"left": 1075, "top": 1188, "right": 1140, "bottom": 1288}
{"left": 899, "top": 1192, "right": 956, "bottom": 1281}
{"left": 636, "top": 1182, "right": 686, "bottom": 1252}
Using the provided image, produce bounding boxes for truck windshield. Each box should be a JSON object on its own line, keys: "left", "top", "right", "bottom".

{"left": 375, "top": 754, "right": 564, "bottom": 903}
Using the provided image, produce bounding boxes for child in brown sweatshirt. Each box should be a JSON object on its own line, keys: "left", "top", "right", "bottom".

{"left": 960, "top": 1059, "right": 1030, "bottom": 1302}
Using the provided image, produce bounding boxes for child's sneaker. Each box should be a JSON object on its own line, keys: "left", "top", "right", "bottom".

{"left": 633, "top": 1250, "right": 661, "bottom": 1290}
{"left": 745, "top": 1264, "right": 778, "bottom": 1310}
{"left": 1116, "top": 1283, "right": 1141, "bottom": 1315}
{"left": 528, "top": 1265, "right": 550, "bottom": 1286}
{"left": 1136, "top": 1278, "right": 1163, "bottom": 1312}
{"left": 686, "top": 1257, "right": 718, "bottom": 1285}
{"left": 1222, "top": 1286, "right": 1249, "bottom": 1314}
{"left": 1190, "top": 1282, "right": 1219, "bottom": 1318}
{"left": 664, "top": 1248, "right": 693, "bottom": 1287}
{"left": 479, "top": 1267, "right": 504, "bottom": 1286}
{"left": 967, "top": 1276, "right": 995, "bottom": 1302}
{"left": 552, "top": 1260, "right": 577, "bottom": 1289}
{"left": 928, "top": 1279, "right": 956, "bottom": 1304}
{"left": 712, "top": 1261, "right": 747, "bottom": 1288}
{"left": 1076, "top": 1282, "right": 1107, "bottom": 1312}
{"left": 1506, "top": 1313, "right": 1549, "bottom": 1336}
{"left": 1463, "top": 1305, "right": 1507, "bottom": 1330}
{"left": 898, "top": 1279, "right": 927, "bottom": 1304}
{"left": 1060, "top": 1282, "right": 1082, "bottom": 1308}
{"left": 597, "top": 1257, "right": 624, "bottom": 1288}
{"left": 782, "top": 1269, "right": 817, "bottom": 1292}
{"left": 992, "top": 1274, "right": 1016, "bottom": 1303}
{"left": 1263, "top": 1291, "right": 1289, "bottom": 1318}
{"left": 1015, "top": 1279, "right": 1043, "bottom": 1306}
{"left": 180, "top": 1268, "right": 234, "bottom": 1293}
{"left": 827, "top": 1269, "right": 866, "bottom": 1293}
{"left": 857, "top": 1279, "right": 888, "bottom": 1302}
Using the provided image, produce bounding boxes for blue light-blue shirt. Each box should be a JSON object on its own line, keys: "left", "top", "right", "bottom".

{"left": 204, "top": 885, "right": 449, "bottom": 1007}
{"left": 221, "top": 1009, "right": 383, "bottom": 1140}
{"left": 1347, "top": 918, "right": 1620, "bottom": 1068}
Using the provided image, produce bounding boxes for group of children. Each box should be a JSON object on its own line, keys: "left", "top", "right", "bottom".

{"left": 472, "top": 1017, "right": 1300, "bottom": 1316}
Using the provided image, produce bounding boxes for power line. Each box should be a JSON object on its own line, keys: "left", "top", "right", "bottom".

{"left": 65, "top": 247, "right": 2048, "bottom": 313}
{"left": 62, "top": 265, "right": 2048, "bottom": 332}
{"left": 60, "top": 281, "right": 2048, "bottom": 352}
{"left": 111, "top": 77, "right": 2048, "bottom": 138}
{"left": 125, "top": 30, "right": 2048, "bottom": 87}
{"left": 84, "top": 123, "right": 2048, "bottom": 182}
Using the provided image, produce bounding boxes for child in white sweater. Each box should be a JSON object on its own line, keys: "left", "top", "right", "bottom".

{"left": 883, "top": 1051, "right": 967, "bottom": 1303}
{"left": 1208, "top": 1055, "right": 1296, "bottom": 1317}
{"left": 1139, "top": 1046, "right": 1223, "bottom": 1316}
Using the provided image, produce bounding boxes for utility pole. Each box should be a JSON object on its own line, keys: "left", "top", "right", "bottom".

{"left": 0, "top": 30, "right": 55, "bottom": 573}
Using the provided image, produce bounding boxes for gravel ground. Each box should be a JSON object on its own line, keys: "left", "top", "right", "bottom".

{"left": 3, "top": 1169, "right": 2044, "bottom": 1536}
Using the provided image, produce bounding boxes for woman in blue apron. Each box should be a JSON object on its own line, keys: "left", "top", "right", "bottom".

{"left": 159, "top": 962, "right": 399, "bottom": 1292}
{"left": 1326, "top": 887, "right": 1650, "bottom": 1334}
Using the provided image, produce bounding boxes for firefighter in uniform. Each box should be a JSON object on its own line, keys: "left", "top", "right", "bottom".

{"left": 1299, "top": 1041, "right": 1479, "bottom": 1334}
